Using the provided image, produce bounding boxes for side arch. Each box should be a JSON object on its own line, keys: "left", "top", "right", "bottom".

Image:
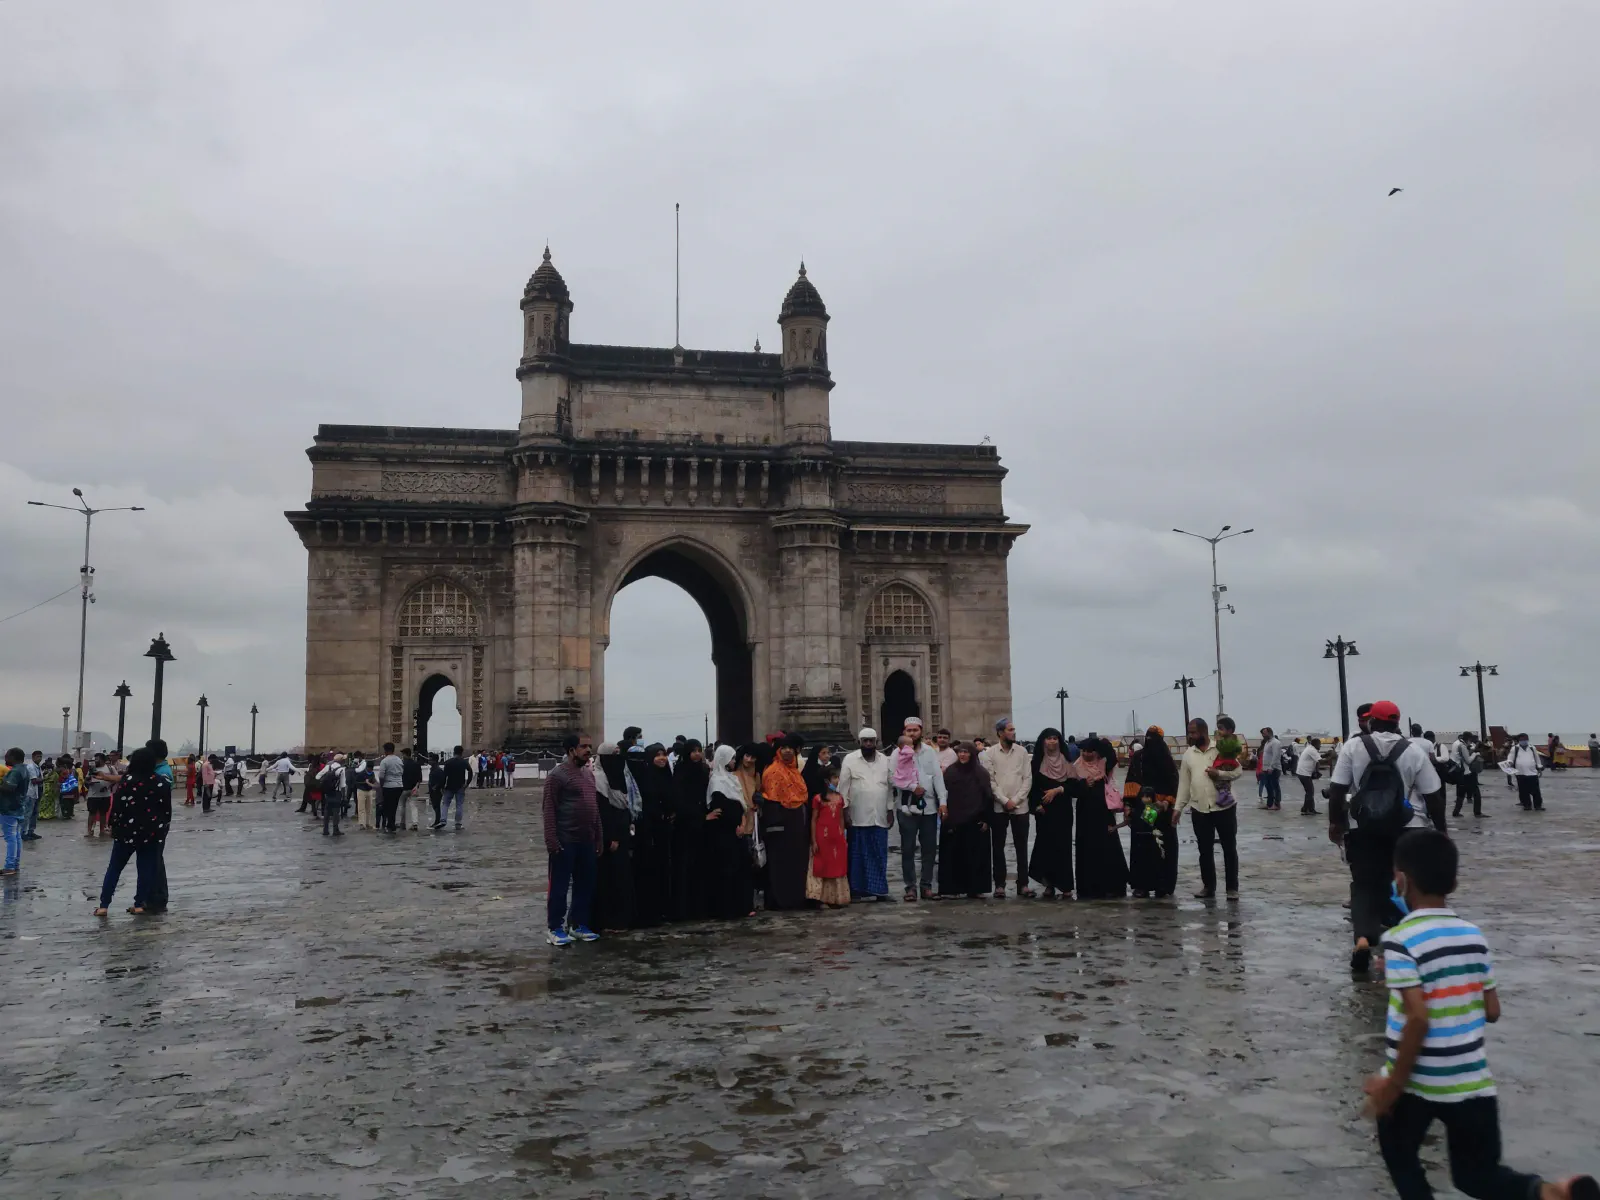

{"left": 855, "top": 578, "right": 946, "bottom": 736}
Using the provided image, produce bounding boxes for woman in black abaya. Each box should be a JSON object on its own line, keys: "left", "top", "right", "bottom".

{"left": 590, "top": 742, "right": 636, "bottom": 932}
{"left": 1027, "top": 728, "right": 1076, "bottom": 899}
{"left": 630, "top": 744, "right": 675, "bottom": 926}
{"left": 937, "top": 743, "right": 994, "bottom": 898}
{"left": 669, "top": 739, "right": 710, "bottom": 920}
{"left": 704, "top": 744, "right": 755, "bottom": 918}
{"left": 1122, "top": 727, "right": 1179, "bottom": 898}
{"left": 1073, "top": 738, "right": 1128, "bottom": 899}
{"left": 759, "top": 734, "right": 812, "bottom": 911}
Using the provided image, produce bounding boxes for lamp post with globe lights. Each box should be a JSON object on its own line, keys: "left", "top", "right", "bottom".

{"left": 1324, "top": 637, "right": 1359, "bottom": 741}
{"left": 1460, "top": 662, "right": 1498, "bottom": 744}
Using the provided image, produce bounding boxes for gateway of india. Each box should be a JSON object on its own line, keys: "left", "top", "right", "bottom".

{"left": 286, "top": 253, "right": 1027, "bottom": 753}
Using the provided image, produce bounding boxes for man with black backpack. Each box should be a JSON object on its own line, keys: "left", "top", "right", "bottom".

{"left": 1326, "top": 701, "right": 1446, "bottom": 975}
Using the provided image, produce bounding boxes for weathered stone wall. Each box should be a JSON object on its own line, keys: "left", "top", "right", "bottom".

{"left": 304, "top": 546, "right": 384, "bottom": 751}
{"left": 574, "top": 381, "right": 781, "bottom": 445}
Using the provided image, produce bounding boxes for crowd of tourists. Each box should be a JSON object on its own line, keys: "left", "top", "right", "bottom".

{"left": 536, "top": 713, "right": 1267, "bottom": 947}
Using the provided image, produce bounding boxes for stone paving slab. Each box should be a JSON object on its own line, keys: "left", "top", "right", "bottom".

{"left": 2, "top": 774, "right": 1597, "bottom": 1197}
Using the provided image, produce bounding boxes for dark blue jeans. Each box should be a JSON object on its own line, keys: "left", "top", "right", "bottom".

{"left": 548, "top": 842, "right": 597, "bottom": 932}
{"left": 897, "top": 811, "right": 939, "bottom": 891}
{"left": 1378, "top": 1094, "right": 1541, "bottom": 1200}
{"left": 99, "top": 840, "right": 166, "bottom": 909}
{"left": 1260, "top": 770, "right": 1282, "bottom": 808}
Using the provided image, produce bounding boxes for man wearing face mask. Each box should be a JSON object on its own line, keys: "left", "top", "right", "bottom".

{"left": 1502, "top": 734, "right": 1545, "bottom": 811}
{"left": 1326, "top": 701, "right": 1446, "bottom": 975}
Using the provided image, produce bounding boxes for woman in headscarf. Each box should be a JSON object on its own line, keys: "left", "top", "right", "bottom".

{"left": 1027, "top": 728, "right": 1076, "bottom": 899}
{"left": 92, "top": 747, "right": 172, "bottom": 916}
{"left": 759, "top": 733, "right": 812, "bottom": 911}
{"left": 669, "top": 739, "right": 709, "bottom": 920}
{"left": 630, "top": 743, "right": 675, "bottom": 926}
{"left": 590, "top": 742, "right": 636, "bottom": 932}
{"left": 1073, "top": 737, "right": 1129, "bottom": 899}
{"left": 800, "top": 742, "right": 833, "bottom": 806}
{"left": 735, "top": 744, "right": 763, "bottom": 894}
{"left": 938, "top": 743, "right": 994, "bottom": 899}
{"left": 1122, "top": 727, "right": 1180, "bottom": 898}
{"left": 704, "top": 744, "right": 755, "bottom": 919}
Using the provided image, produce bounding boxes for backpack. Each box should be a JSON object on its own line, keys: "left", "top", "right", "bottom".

{"left": 1348, "top": 734, "right": 1414, "bottom": 836}
{"left": 60, "top": 770, "right": 80, "bottom": 797}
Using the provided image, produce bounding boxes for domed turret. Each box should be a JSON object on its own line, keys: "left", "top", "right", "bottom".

{"left": 778, "top": 262, "right": 828, "bottom": 322}
{"left": 518, "top": 247, "right": 574, "bottom": 442}
{"left": 520, "top": 247, "right": 573, "bottom": 363}
{"left": 776, "top": 262, "right": 832, "bottom": 443}
{"left": 777, "top": 262, "right": 830, "bottom": 383}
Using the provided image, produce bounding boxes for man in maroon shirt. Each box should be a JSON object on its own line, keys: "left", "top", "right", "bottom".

{"left": 542, "top": 734, "right": 601, "bottom": 946}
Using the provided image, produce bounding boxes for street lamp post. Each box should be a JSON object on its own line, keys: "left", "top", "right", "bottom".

{"left": 1172, "top": 525, "right": 1253, "bottom": 719}
{"left": 197, "top": 694, "right": 209, "bottom": 758}
{"left": 27, "top": 489, "right": 145, "bottom": 746}
{"left": 1459, "top": 662, "right": 1498, "bottom": 743}
{"left": 250, "top": 704, "right": 259, "bottom": 757}
{"left": 1055, "top": 687, "right": 1069, "bottom": 733}
{"left": 145, "top": 633, "right": 175, "bottom": 741}
{"left": 113, "top": 680, "right": 132, "bottom": 755}
{"left": 1174, "top": 676, "right": 1196, "bottom": 729}
{"left": 60, "top": 706, "right": 70, "bottom": 756}
{"left": 1323, "top": 637, "right": 1360, "bottom": 741}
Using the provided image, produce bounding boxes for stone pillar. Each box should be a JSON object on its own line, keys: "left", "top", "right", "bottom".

{"left": 303, "top": 541, "right": 384, "bottom": 751}
{"left": 506, "top": 512, "right": 588, "bottom": 745}
{"left": 772, "top": 514, "right": 851, "bottom": 743}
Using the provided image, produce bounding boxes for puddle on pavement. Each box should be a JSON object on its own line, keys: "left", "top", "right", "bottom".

{"left": 736, "top": 1088, "right": 796, "bottom": 1115}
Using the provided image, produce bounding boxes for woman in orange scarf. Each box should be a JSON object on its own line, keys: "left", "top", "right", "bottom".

{"left": 759, "top": 733, "right": 812, "bottom": 911}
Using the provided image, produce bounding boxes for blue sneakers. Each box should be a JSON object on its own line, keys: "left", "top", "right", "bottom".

{"left": 546, "top": 928, "right": 574, "bottom": 947}
{"left": 570, "top": 926, "right": 600, "bottom": 942}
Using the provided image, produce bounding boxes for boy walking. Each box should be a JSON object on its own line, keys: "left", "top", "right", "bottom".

{"left": 1365, "top": 828, "right": 1596, "bottom": 1200}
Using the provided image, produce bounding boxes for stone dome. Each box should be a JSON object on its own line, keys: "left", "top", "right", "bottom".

{"left": 778, "top": 262, "right": 828, "bottom": 321}
{"left": 523, "top": 247, "right": 570, "bottom": 303}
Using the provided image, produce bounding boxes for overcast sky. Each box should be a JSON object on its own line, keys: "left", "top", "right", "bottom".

{"left": 3, "top": 1, "right": 1597, "bottom": 751}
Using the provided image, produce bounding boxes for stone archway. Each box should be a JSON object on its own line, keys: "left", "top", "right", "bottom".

{"left": 880, "top": 669, "right": 921, "bottom": 743}
{"left": 604, "top": 540, "right": 755, "bottom": 746}
{"left": 414, "top": 673, "right": 457, "bottom": 756}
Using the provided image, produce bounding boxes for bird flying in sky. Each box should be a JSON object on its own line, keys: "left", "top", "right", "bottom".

{"left": 1388, "top": 187, "right": 1403, "bottom": 196}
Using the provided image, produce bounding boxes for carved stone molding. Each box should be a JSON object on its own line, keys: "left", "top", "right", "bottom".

{"left": 382, "top": 469, "right": 501, "bottom": 496}
{"left": 848, "top": 481, "right": 946, "bottom": 509}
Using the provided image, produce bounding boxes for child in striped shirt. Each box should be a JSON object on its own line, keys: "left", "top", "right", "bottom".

{"left": 1364, "top": 828, "right": 1595, "bottom": 1200}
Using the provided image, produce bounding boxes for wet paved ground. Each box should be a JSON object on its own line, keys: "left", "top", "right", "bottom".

{"left": 3, "top": 772, "right": 1597, "bottom": 1199}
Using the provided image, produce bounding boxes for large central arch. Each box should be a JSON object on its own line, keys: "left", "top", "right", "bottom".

{"left": 603, "top": 539, "right": 755, "bottom": 746}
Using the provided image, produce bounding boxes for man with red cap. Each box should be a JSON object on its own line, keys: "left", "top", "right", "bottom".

{"left": 1327, "top": 701, "right": 1446, "bottom": 974}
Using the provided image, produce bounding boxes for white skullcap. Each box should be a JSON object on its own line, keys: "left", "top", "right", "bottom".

{"left": 858, "top": 727, "right": 878, "bottom": 741}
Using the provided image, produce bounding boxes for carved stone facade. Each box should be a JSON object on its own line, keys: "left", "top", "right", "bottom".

{"left": 286, "top": 254, "right": 1026, "bottom": 752}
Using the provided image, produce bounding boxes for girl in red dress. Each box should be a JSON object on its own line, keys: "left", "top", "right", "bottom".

{"left": 807, "top": 763, "right": 850, "bottom": 907}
